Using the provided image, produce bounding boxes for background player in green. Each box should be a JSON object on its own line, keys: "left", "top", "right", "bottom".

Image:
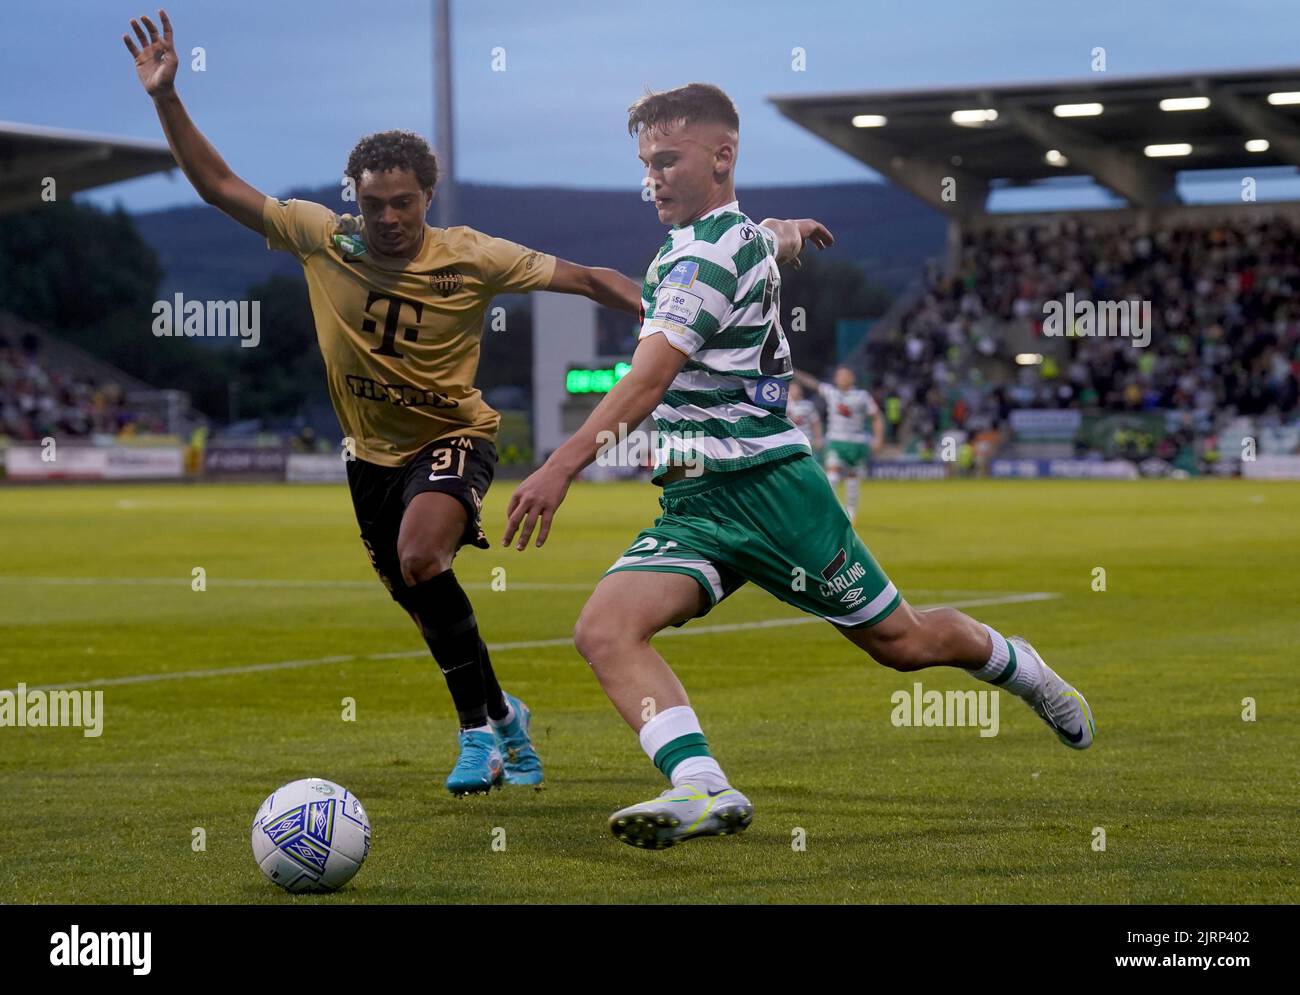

{"left": 504, "top": 83, "right": 1095, "bottom": 849}
{"left": 794, "top": 366, "right": 884, "bottom": 523}
{"left": 124, "top": 10, "right": 643, "bottom": 797}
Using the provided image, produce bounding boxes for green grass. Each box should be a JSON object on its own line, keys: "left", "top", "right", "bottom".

{"left": 1, "top": 479, "right": 1296, "bottom": 903}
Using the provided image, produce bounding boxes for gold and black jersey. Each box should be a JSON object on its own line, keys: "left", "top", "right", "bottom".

{"left": 263, "top": 197, "right": 556, "bottom": 466}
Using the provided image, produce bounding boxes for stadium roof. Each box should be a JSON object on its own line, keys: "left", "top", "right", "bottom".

{"left": 0, "top": 121, "right": 175, "bottom": 215}
{"left": 770, "top": 66, "right": 1300, "bottom": 216}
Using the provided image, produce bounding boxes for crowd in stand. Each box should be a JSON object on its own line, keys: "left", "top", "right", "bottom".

{"left": 0, "top": 333, "right": 147, "bottom": 440}
{"left": 867, "top": 213, "right": 1300, "bottom": 462}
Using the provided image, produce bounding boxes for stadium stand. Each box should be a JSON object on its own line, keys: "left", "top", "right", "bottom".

{"left": 865, "top": 209, "right": 1300, "bottom": 464}
{"left": 0, "top": 312, "right": 170, "bottom": 440}
{"left": 775, "top": 69, "right": 1300, "bottom": 474}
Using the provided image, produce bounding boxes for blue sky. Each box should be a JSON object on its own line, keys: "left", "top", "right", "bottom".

{"left": 6, "top": 0, "right": 1300, "bottom": 212}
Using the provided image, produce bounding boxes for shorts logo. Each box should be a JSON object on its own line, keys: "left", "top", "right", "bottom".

{"left": 819, "top": 559, "right": 867, "bottom": 599}
{"left": 429, "top": 267, "right": 464, "bottom": 297}
{"left": 664, "top": 260, "right": 699, "bottom": 289}
{"left": 820, "top": 548, "right": 847, "bottom": 581}
{"left": 841, "top": 587, "right": 865, "bottom": 606}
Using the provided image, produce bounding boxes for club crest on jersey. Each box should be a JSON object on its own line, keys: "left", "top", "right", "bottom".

{"left": 429, "top": 267, "right": 464, "bottom": 298}
{"left": 751, "top": 376, "right": 788, "bottom": 411}
{"left": 332, "top": 233, "right": 367, "bottom": 258}
{"left": 664, "top": 259, "right": 699, "bottom": 289}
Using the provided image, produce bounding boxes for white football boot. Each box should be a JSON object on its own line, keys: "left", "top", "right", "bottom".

{"left": 1011, "top": 636, "right": 1095, "bottom": 749}
{"left": 609, "top": 783, "right": 753, "bottom": 850}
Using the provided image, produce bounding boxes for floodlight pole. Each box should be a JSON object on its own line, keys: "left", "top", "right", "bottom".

{"left": 434, "top": 0, "right": 456, "bottom": 229}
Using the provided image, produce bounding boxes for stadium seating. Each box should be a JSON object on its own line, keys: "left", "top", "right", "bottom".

{"left": 864, "top": 212, "right": 1300, "bottom": 467}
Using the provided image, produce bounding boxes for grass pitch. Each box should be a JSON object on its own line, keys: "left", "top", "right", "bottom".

{"left": 1, "top": 478, "right": 1296, "bottom": 903}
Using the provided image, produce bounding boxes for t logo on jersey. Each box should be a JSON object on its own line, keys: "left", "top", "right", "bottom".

{"left": 362, "top": 291, "right": 424, "bottom": 358}
{"left": 664, "top": 260, "right": 699, "bottom": 289}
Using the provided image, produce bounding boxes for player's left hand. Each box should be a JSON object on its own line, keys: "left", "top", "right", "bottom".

{"left": 502, "top": 463, "right": 571, "bottom": 550}
{"left": 789, "top": 219, "right": 834, "bottom": 269}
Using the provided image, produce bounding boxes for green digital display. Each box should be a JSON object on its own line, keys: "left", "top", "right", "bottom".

{"left": 566, "top": 362, "right": 632, "bottom": 394}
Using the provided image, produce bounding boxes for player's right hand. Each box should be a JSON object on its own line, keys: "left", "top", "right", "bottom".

{"left": 123, "top": 10, "right": 177, "bottom": 97}
{"left": 502, "top": 462, "right": 572, "bottom": 551}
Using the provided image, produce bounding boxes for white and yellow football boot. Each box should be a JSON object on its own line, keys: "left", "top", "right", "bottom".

{"left": 609, "top": 783, "right": 753, "bottom": 850}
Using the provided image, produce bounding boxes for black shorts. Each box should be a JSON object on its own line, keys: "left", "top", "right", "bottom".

{"left": 346, "top": 435, "right": 497, "bottom": 595}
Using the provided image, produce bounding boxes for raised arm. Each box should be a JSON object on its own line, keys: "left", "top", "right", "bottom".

{"left": 547, "top": 259, "right": 642, "bottom": 315}
{"left": 759, "top": 218, "right": 835, "bottom": 268}
{"left": 792, "top": 368, "right": 822, "bottom": 392}
{"left": 123, "top": 10, "right": 266, "bottom": 234}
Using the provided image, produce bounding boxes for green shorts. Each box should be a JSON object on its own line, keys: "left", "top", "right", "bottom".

{"left": 605, "top": 453, "right": 900, "bottom": 628}
{"left": 824, "top": 440, "right": 870, "bottom": 469}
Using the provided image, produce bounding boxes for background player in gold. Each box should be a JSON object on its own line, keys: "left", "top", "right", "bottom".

{"left": 124, "top": 10, "right": 642, "bottom": 795}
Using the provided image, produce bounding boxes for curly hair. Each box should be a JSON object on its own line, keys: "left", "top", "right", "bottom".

{"left": 345, "top": 130, "right": 439, "bottom": 191}
{"left": 627, "top": 83, "right": 739, "bottom": 138}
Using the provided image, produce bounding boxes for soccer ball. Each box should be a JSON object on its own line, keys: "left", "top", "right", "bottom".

{"left": 251, "top": 778, "right": 371, "bottom": 893}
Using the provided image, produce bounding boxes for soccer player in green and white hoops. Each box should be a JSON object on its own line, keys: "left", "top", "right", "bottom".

{"left": 794, "top": 366, "right": 883, "bottom": 524}
{"left": 504, "top": 83, "right": 1094, "bottom": 850}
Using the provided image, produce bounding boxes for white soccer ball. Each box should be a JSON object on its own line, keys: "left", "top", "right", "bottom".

{"left": 251, "top": 778, "right": 371, "bottom": 893}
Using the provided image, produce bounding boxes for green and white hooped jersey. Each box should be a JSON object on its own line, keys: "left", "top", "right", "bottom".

{"left": 640, "top": 201, "right": 811, "bottom": 482}
{"left": 818, "top": 384, "right": 879, "bottom": 444}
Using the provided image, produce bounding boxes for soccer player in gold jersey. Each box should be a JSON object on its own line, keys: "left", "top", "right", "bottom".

{"left": 124, "top": 10, "right": 643, "bottom": 795}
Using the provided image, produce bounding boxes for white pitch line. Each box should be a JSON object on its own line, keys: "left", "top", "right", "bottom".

{"left": 5, "top": 593, "right": 1059, "bottom": 693}
{"left": 0, "top": 576, "right": 592, "bottom": 591}
{"left": 0, "top": 576, "right": 1039, "bottom": 597}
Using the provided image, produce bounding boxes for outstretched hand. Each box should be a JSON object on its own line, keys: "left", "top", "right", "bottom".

{"left": 502, "top": 462, "right": 572, "bottom": 551}
{"left": 123, "top": 10, "right": 177, "bottom": 97}
{"left": 789, "top": 219, "right": 834, "bottom": 269}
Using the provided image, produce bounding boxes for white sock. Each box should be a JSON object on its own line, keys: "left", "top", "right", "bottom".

{"left": 463, "top": 723, "right": 491, "bottom": 735}
{"left": 489, "top": 699, "right": 515, "bottom": 727}
{"left": 639, "top": 705, "right": 728, "bottom": 788}
{"left": 671, "top": 755, "right": 728, "bottom": 790}
{"left": 845, "top": 476, "right": 860, "bottom": 516}
{"left": 969, "top": 625, "right": 1041, "bottom": 698}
